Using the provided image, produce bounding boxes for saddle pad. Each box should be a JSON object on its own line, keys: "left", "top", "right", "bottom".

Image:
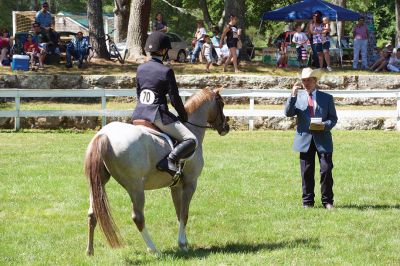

{"left": 135, "top": 125, "right": 174, "bottom": 150}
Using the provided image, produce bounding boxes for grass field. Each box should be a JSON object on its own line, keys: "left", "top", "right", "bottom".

{"left": 1, "top": 130, "right": 399, "bottom": 265}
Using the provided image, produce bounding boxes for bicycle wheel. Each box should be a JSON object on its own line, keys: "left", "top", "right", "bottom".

{"left": 111, "top": 44, "right": 124, "bottom": 64}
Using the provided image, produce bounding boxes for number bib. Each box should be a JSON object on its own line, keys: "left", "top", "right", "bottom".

{"left": 139, "top": 89, "right": 156, "bottom": 105}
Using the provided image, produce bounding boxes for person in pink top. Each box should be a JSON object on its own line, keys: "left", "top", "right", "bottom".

{"left": 352, "top": 17, "right": 369, "bottom": 70}
{"left": 0, "top": 29, "right": 13, "bottom": 66}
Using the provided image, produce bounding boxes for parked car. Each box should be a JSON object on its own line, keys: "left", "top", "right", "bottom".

{"left": 115, "top": 32, "right": 188, "bottom": 63}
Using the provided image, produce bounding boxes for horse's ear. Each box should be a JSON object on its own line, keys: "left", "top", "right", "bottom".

{"left": 213, "top": 87, "right": 224, "bottom": 95}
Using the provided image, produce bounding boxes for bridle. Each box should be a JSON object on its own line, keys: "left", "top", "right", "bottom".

{"left": 185, "top": 93, "right": 226, "bottom": 130}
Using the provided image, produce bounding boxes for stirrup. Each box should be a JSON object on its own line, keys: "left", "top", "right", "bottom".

{"left": 170, "top": 163, "right": 184, "bottom": 187}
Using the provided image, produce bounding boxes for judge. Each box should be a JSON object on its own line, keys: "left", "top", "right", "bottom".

{"left": 284, "top": 68, "right": 338, "bottom": 210}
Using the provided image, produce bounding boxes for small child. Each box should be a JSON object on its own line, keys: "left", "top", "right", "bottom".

{"left": 23, "top": 33, "right": 42, "bottom": 69}
{"left": 201, "top": 35, "right": 213, "bottom": 73}
{"left": 322, "top": 17, "right": 330, "bottom": 44}
{"left": 292, "top": 24, "right": 308, "bottom": 67}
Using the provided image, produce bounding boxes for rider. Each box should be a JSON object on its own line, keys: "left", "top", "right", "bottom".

{"left": 132, "top": 31, "right": 197, "bottom": 177}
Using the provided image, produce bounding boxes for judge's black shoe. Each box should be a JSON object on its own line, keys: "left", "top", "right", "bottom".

{"left": 156, "top": 156, "right": 178, "bottom": 177}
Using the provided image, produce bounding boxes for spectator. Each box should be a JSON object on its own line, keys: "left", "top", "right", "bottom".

{"left": 292, "top": 24, "right": 308, "bottom": 68}
{"left": 309, "top": 11, "right": 331, "bottom": 71}
{"left": 369, "top": 43, "right": 392, "bottom": 72}
{"left": 190, "top": 20, "right": 206, "bottom": 63}
{"left": 307, "top": 12, "right": 320, "bottom": 68}
{"left": 277, "top": 41, "right": 288, "bottom": 68}
{"left": 35, "top": 2, "right": 52, "bottom": 30}
{"left": 66, "top": 31, "right": 89, "bottom": 68}
{"left": 152, "top": 12, "right": 168, "bottom": 33}
{"left": 0, "top": 28, "right": 12, "bottom": 66}
{"left": 201, "top": 35, "right": 213, "bottom": 73}
{"left": 352, "top": 16, "right": 369, "bottom": 70}
{"left": 23, "top": 33, "right": 42, "bottom": 69}
{"left": 211, "top": 26, "right": 222, "bottom": 65}
{"left": 220, "top": 14, "right": 241, "bottom": 72}
{"left": 321, "top": 17, "right": 332, "bottom": 71}
{"left": 30, "top": 22, "right": 49, "bottom": 68}
{"left": 387, "top": 48, "right": 400, "bottom": 72}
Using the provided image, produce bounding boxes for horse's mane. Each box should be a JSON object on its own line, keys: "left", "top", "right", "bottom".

{"left": 184, "top": 88, "right": 215, "bottom": 115}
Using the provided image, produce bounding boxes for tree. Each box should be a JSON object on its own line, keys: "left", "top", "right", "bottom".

{"left": 223, "top": 0, "right": 249, "bottom": 60}
{"left": 126, "top": 0, "right": 151, "bottom": 61}
{"left": 87, "top": 0, "right": 110, "bottom": 59}
{"left": 331, "top": 0, "right": 346, "bottom": 37}
{"left": 114, "top": 0, "right": 131, "bottom": 43}
{"left": 199, "top": 0, "right": 214, "bottom": 28}
{"left": 396, "top": 0, "right": 400, "bottom": 45}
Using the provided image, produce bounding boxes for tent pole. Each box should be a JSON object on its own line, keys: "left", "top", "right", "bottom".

{"left": 251, "top": 19, "right": 264, "bottom": 60}
{"left": 336, "top": 16, "right": 343, "bottom": 68}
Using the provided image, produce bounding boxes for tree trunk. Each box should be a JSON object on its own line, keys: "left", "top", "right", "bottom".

{"left": 396, "top": 0, "right": 400, "bottom": 45}
{"left": 126, "top": 0, "right": 151, "bottom": 62}
{"left": 331, "top": 0, "right": 346, "bottom": 37}
{"left": 199, "top": 0, "right": 214, "bottom": 28}
{"left": 223, "top": 0, "right": 249, "bottom": 60}
{"left": 87, "top": 0, "right": 109, "bottom": 59}
{"left": 114, "top": 0, "right": 131, "bottom": 43}
{"left": 30, "top": 0, "right": 39, "bottom": 11}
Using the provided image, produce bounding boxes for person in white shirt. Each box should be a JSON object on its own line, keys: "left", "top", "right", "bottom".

{"left": 190, "top": 20, "right": 207, "bottom": 63}
{"left": 201, "top": 35, "right": 213, "bottom": 73}
{"left": 292, "top": 24, "right": 309, "bottom": 67}
{"left": 387, "top": 48, "right": 400, "bottom": 72}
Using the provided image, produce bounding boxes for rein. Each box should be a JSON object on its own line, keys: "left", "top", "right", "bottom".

{"left": 185, "top": 121, "right": 214, "bottom": 129}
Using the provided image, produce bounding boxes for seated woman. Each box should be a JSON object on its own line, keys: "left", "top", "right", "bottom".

{"left": 0, "top": 28, "right": 12, "bottom": 66}
{"left": 369, "top": 43, "right": 393, "bottom": 72}
{"left": 277, "top": 41, "right": 288, "bottom": 68}
{"left": 387, "top": 48, "right": 400, "bottom": 72}
{"left": 23, "top": 34, "right": 43, "bottom": 69}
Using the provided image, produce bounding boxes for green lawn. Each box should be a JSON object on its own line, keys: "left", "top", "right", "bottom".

{"left": 0, "top": 131, "right": 399, "bottom": 265}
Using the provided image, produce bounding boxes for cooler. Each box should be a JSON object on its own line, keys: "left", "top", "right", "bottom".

{"left": 11, "top": 55, "right": 30, "bottom": 71}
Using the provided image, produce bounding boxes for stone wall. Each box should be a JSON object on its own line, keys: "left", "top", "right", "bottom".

{"left": 0, "top": 73, "right": 398, "bottom": 130}
{"left": 1, "top": 73, "right": 400, "bottom": 90}
{"left": 0, "top": 116, "right": 397, "bottom": 131}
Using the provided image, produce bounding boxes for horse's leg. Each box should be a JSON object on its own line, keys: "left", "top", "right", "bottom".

{"left": 130, "top": 189, "right": 160, "bottom": 255}
{"left": 177, "top": 182, "right": 197, "bottom": 251}
{"left": 86, "top": 172, "right": 110, "bottom": 256}
{"left": 170, "top": 186, "right": 182, "bottom": 220}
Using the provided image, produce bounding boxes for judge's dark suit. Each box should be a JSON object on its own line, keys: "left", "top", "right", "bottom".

{"left": 285, "top": 89, "right": 338, "bottom": 206}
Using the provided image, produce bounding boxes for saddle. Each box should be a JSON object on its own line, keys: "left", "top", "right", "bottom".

{"left": 132, "top": 119, "right": 183, "bottom": 187}
{"left": 132, "top": 119, "right": 175, "bottom": 149}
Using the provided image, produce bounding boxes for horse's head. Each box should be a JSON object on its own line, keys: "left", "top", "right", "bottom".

{"left": 207, "top": 87, "right": 230, "bottom": 136}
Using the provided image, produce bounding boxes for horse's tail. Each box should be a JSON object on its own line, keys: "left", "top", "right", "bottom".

{"left": 84, "top": 134, "right": 123, "bottom": 248}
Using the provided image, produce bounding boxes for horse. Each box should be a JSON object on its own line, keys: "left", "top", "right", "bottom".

{"left": 84, "top": 87, "right": 229, "bottom": 256}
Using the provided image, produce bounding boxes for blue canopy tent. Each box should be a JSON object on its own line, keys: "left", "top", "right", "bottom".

{"left": 255, "top": 0, "right": 361, "bottom": 67}
{"left": 262, "top": 0, "right": 360, "bottom": 21}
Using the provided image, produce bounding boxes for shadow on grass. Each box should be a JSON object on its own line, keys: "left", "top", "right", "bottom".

{"left": 161, "top": 238, "right": 320, "bottom": 260}
{"left": 339, "top": 204, "right": 400, "bottom": 210}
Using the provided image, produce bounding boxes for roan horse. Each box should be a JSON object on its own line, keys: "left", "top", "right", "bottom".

{"left": 84, "top": 88, "right": 229, "bottom": 255}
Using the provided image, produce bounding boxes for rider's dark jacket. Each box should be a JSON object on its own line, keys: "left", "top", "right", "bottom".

{"left": 132, "top": 58, "right": 188, "bottom": 124}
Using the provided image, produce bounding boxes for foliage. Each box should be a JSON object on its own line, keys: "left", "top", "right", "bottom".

{"left": 0, "top": 0, "right": 397, "bottom": 47}
{"left": 0, "top": 0, "right": 114, "bottom": 31}
{"left": 0, "top": 131, "right": 400, "bottom": 265}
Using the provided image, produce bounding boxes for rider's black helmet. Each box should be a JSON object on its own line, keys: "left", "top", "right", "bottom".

{"left": 145, "top": 32, "right": 171, "bottom": 53}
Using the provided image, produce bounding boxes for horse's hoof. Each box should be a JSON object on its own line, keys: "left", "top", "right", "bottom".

{"left": 86, "top": 249, "right": 94, "bottom": 256}
{"left": 178, "top": 242, "right": 189, "bottom": 252}
{"left": 147, "top": 248, "right": 161, "bottom": 257}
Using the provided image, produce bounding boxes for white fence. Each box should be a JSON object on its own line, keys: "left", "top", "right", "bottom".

{"left": 0, "top": 88, "right": 399, "bottom": 131}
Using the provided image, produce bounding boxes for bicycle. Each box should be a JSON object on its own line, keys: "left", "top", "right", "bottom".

{"left": 106, "top": 31, "right": 126, "bottom": 64}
